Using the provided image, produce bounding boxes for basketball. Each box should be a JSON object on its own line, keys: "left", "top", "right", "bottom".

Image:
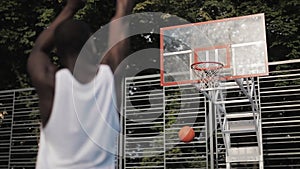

{"left": 178, "top": 126, "right": 195, "bottom": 143}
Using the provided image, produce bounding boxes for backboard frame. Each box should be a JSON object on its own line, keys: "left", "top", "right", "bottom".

{"left": 160, "top": 13, "right": 269, "bottom": 86}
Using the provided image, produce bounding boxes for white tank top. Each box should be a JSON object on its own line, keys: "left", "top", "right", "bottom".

{"left": 36, "top": 65, "right": 120, "bottom": 169}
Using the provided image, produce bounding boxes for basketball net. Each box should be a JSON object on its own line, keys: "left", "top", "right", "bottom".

{"left": 191, "top": 62, "right": 224, "bottom": 90}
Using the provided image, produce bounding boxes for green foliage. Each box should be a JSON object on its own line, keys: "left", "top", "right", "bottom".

{"left": 2, "top": 0, "right": 298, "bottom": 90}
{"left": 165, "top": 88, "right": 181, "bottom": 127}
{"left": 0, "top": 0, "right": 115, "bottom": 90}
{"left": 134, "top": 0, "right": 299, "bottom": 63}
{"left": 134, "top": 0, "right": 204, "bottom": 22}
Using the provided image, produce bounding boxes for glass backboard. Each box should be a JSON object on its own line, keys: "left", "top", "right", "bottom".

{"left": 160, "top": 13, "right": 268, "bottom": 86}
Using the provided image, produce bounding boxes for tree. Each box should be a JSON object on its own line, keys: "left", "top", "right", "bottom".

{"left": 2, "top": 0, "right": 298, "bottom": 90}
{"left": 0, "top": 0, "right": 115, "bottom": 90}
{"left": 134, "top": 0, "right": 299, "bottom": 62}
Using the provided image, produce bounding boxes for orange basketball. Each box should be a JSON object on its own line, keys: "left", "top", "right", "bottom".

{"left": 178, "top": 126, "right": 195, "bottom": 143}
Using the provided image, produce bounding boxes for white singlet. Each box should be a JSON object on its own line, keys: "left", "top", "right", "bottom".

{"left": 36, "top": 65, "right": 120, "bottom": 169}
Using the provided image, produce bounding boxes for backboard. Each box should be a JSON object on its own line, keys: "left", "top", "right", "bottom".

{"left": 160, "top": 13, "right": 268, "bottom": 86}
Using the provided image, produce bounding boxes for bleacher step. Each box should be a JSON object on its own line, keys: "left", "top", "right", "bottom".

{"left": 224, "top": 120, "right": 257, "bottom": 133}
{"left": 227, "top": 146, "right": 260, "bottom": 162}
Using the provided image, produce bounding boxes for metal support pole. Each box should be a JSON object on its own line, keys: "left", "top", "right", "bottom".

{"left": 208, "top": 93, "right": 215, "bottom": 169}
{"left": 8, "top": 91, "right": 15, "bottom": 168}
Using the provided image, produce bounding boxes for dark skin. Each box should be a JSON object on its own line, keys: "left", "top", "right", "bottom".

{"left": 27, "top": 0, "right": 134, "bottom": 127}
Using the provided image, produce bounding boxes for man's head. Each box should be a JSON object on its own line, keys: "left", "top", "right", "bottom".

{"left": 54, "top": 19, "right": 92, "bottom": 65}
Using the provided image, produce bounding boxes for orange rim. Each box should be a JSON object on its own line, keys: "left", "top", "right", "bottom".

{"left": 191, "top": 61, "right": 224, "bottom": 71}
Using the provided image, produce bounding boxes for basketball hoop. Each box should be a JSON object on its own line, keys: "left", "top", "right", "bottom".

{"left": 191, "top": 62, "right": 224, "bottom": 90}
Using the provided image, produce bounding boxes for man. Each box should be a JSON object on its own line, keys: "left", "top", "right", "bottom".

{"left": 27, "top": 0, "right": 134, "bottom": 168}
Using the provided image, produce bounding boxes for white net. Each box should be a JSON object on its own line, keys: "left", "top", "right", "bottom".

{"left": 191, "top": 62, "right": 224, "bottom": 90}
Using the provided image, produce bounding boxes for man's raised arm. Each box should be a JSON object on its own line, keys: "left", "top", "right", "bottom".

{"left": 102, "top": 0, "right": 135, "bottom": 72}
{"left": 27, "top": 0, "right": 85, "bottom": 88}
{"left": 27, "top": 0, "right": 85, "bottom": 126}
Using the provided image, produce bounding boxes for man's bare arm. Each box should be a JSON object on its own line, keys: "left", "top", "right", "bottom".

{"left": 102, "top": 0, "right": 135, "bottom": 72}
{"left": 27, "top": 0, "right": 85, "bottom": 87}
{"left": 27, "top": 0, "right": 85, "bottom": 126}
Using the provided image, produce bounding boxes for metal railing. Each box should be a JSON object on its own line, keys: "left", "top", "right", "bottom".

{"left": 0, "top": 88, "right": 39, "bottom": 169}
{"left": 260, "top": 59, "right": 300, "bottom": 169}
{"left": 0, "top": 59, "right": 300, "bottom": 168}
